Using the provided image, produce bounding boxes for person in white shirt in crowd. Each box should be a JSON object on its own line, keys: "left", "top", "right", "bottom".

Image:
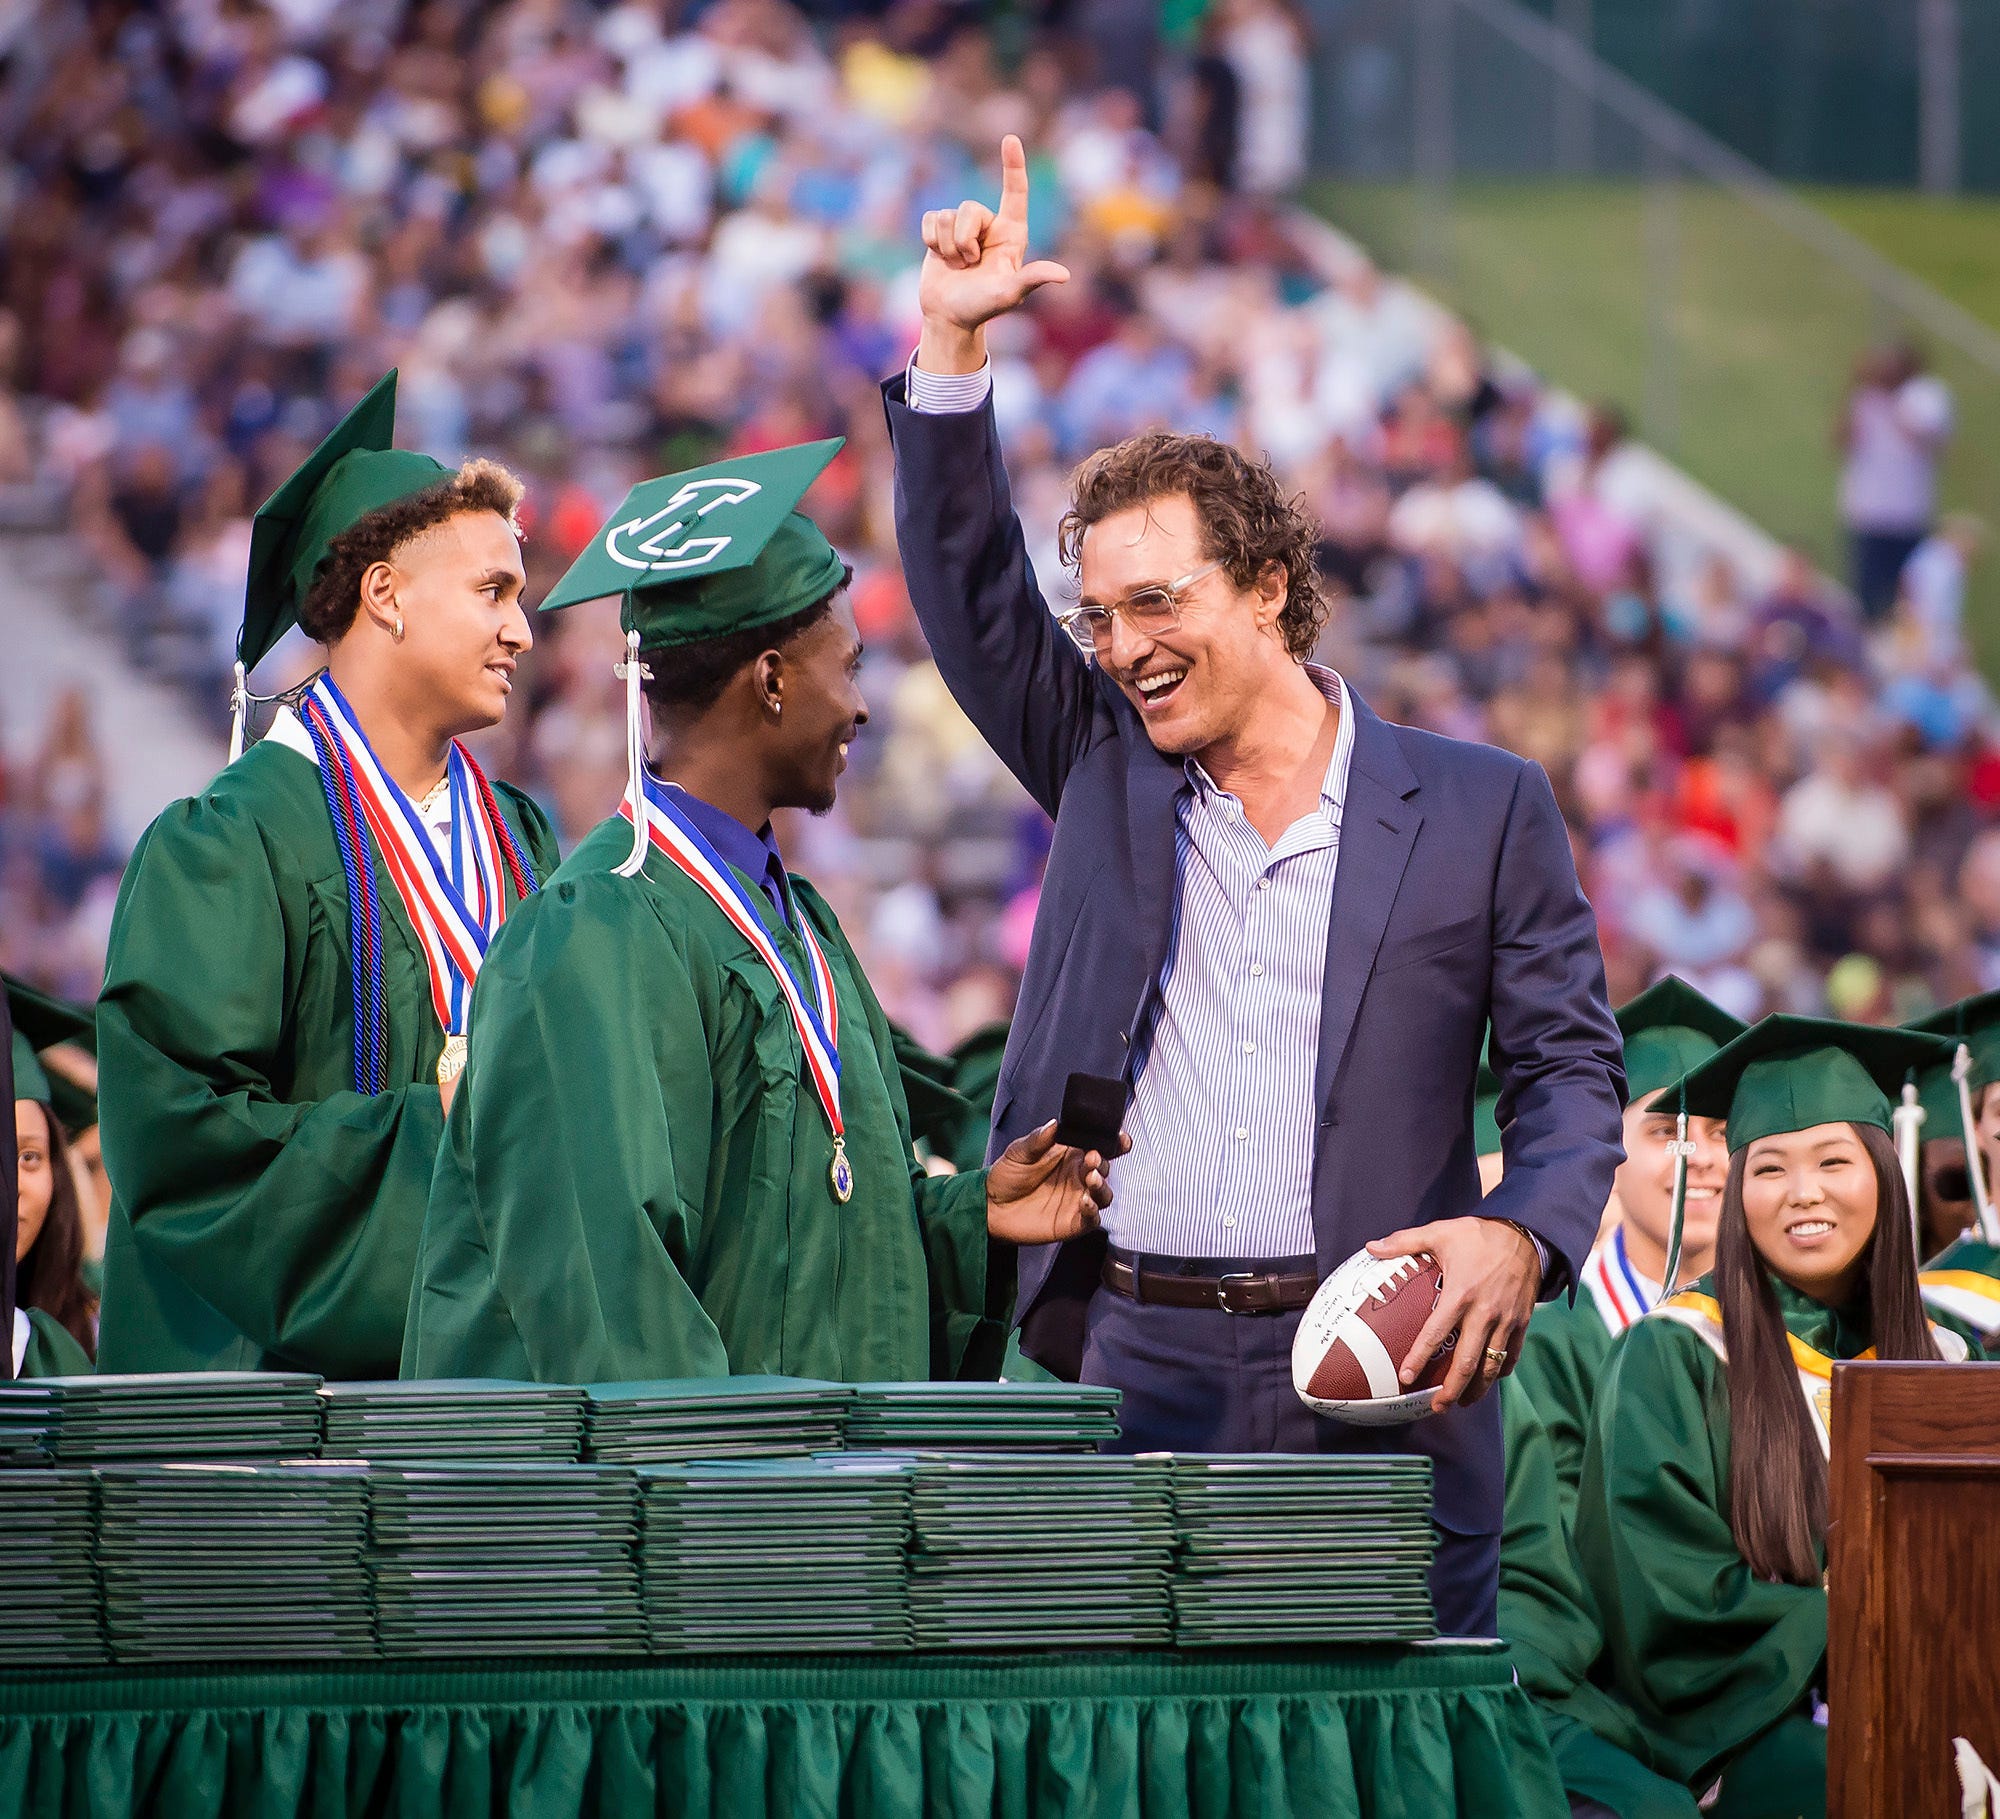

{"left": 1837, "top": 339, "right": 1954, "bottom": 623}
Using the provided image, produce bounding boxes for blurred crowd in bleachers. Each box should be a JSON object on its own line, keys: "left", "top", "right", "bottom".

{"left": 1, "top": 0, "right": 1996, "bottom": 1044}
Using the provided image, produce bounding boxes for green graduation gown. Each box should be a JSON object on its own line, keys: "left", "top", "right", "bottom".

{"left": 402, "top": 815, "right": 1010, "bottom": 1385}
{"left": 96, "top": 733, "right": 557, "bottom": 1378}
{"left": 1514, "top": 1283, "right": 1615, "bottom": 1534}
{"left": 15, "top": 1307, "right": 93, "bottom": 1379}
{"left": 1499, "top": 1381, "right": 1698, "bottom": 1819}
{"left": 1919, "top": 1234, "right": 2000, "bottom": 1344}
{"left": 1570, "top": 1274, "right": 1953, "bottom": 1796}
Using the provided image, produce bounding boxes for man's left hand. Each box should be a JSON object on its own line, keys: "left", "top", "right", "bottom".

{"left": 1366, "top": 1216, "right": 1540, "bottom": 1411}
{"left": 986, "top": 1121, "right": 1124, "bottom": 1245}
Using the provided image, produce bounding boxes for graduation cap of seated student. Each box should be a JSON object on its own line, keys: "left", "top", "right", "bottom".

{"left": 1616, "top": 975, "right": 1748, "bottom": 1108}
{"left": 233, "top": 370, "right": 453, "bottom": 758}
{"left": 1655, "top": 1015, "right": 1956, "bottom": 1299}
{"left": 538, "top": 439, "right": 848, "bottom": 874}
{"left": 1904, "top": 991, "right": 2000, "bottom": 1244}
{"left": 4, "top": 975, "right": 93, "bottom": 1125}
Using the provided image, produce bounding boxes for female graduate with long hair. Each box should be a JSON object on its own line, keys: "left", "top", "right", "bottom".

{"left": 1573, "top": 1017, "right": 1976, "bottom": 1817}
{"left": 7, "top": 978, "right": 95, "bottom": 1376}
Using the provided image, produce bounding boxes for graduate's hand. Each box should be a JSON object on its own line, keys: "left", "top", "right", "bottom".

{"left": 1366, "top": 1216, "right": 1540, "bottom": 1411}
{"left": 917, "top": 134, "right": 1070, "bottom": 372}
{"left": 986, "top": 1120, "right": 1124, "bottom": 1245}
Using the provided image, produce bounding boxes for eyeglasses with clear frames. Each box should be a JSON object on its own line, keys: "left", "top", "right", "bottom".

{"left": 1055, "top": 559, "right": 1225, "bottom": 654}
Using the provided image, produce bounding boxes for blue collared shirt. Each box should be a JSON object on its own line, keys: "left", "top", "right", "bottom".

{"left": 662, "top": 782, "right": 791, "bottom": 924}
{"left": 1106, "top": 668, "right": 1357, "bottom": 1259}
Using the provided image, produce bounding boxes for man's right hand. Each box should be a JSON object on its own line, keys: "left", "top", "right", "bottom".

{"left": 917, "top": 134, "right": 1070, "bottom": 375}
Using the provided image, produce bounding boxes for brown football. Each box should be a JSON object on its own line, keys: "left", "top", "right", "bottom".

{"left": 1305, "top": 1253, "right": 1450, "bottom": 1403}
{"left": 1292, "top": 1248, "right": 1525, "bottom": 1425}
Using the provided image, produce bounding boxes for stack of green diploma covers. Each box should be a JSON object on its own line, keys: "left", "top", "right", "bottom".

{"left": 0, "top": 1468, "right": 106, "bottom": 1663}
{"left": 637, "top": 1456, "right": 912, "bottom": 1654}
{"left": 319, "top": 1380, "right": 588, "bottom": 1463}
{"left": 0, "top": 1373, "right": 324, "bottom": 1462}
{"left": 905, "top": 1455, "right": 1175, "bottom": 1650}
{"left": 97, "top": 1463, "right": 373, "bottom": 1662}
{"left": 1165, "top": 1456, "right": 1438, "bottom": 1646}
{"left": 844, "top": 1381, "right": 1123, "bottom": 1452}
{"left": 584, "top": 1377, "right": 854, "bottom": 1463}
{"left": 368, "top": 1464, "right": 643, "bottom": 1657}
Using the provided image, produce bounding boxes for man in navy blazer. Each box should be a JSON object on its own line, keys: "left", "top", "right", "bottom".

{"left": 884, "top": 139, "right": 1625, "bottom": 1634}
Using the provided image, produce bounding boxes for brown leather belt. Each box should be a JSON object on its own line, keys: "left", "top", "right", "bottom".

{"left": 1101, "top": 1247, "right": 1319, "bottom": 1315}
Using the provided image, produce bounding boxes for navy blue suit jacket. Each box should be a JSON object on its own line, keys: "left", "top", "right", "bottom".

{"left": 884, "top": 378, "right": 1626, "bottom": 1534}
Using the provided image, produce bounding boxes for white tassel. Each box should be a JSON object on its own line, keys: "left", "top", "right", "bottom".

{"left": 228, "top": 661, "right": 250, "bottom": 763}
{"left": 1894, "top": 1080, "right": 1926, "bottom": 1250}
{"left": 613, "top": 629, "right": 652, "bottom": 878}
{"left": 1952, "top": 1042, "right": 2000, "bottom": 1245}
{"left": 1659, "top": 1107, "right": 1693, "bottom": 1304}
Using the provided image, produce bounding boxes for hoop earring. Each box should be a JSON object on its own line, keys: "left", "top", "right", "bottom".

{"left": 392, "top": 616, "right": 405, "bottom": 643}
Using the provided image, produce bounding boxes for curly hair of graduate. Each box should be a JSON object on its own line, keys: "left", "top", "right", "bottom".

{"left": 1057, "top": 433, "right": 1331, "bottom": 660}
{"left": 297, "top": 458, "right": 526, "bottom": 643}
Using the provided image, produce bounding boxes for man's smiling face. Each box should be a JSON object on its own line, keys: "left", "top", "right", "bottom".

{"left": 1075, "top": 493, "right": 1290, "bottom": 759}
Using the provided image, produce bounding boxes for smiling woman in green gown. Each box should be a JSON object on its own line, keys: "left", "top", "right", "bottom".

{"left": 1573, "top": 1017, "right": 1976, "bottom": 1818}
{"left": 8, "top": 978, "right": 96, "bottom": 1377}
{"left": 95, "top": 374, "right": 556, "bottom": 1378}
{"left": 403, "top": 442, "right": 1113, "bottom": 1386}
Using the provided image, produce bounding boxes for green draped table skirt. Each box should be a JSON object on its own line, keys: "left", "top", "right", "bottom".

{"left": 0, "top": 1643, "right": 1562, "bottom": 1818}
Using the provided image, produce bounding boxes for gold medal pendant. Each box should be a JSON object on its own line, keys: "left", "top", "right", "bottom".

{"left": 436, "top": 1034, "right": 469, "bottom": 1088}
{"left": 829, "top": 1136, "right": 854, "bottom": 1204}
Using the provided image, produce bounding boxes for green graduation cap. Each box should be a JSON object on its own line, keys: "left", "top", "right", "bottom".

{"left": 539, "top": 439, "right": 846, "bottom": 645}
{"left": 5, "top": 975, "right": 92, "bottom": 1118}
{"left": 1617, "top": 976, "right": 1747, "bottom": 1107}
{"left": 544, "top": 438, "right": 849, "bottom": 878}
{"left": 241, "top": 370, "right": 450, "bottom": 675}
{"left": 1905, "top": 992, "right": 2000, "bottom": 1127}
{"left": 1904, "top": 992, "right": 2000, "bottom": 1244}
{"left": 1677, "top": 1016, "right": 1952, "bottom": 1155}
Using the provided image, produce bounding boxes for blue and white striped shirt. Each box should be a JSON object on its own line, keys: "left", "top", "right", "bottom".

{"left": 1106, "top": 667, "right": 1356, "bottom": 1259}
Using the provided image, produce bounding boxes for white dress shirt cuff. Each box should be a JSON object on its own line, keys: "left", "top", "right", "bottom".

{"left": 905, "top": 355, "right": 992, "bottom": 414}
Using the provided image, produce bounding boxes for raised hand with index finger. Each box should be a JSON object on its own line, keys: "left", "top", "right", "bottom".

{"left": 917, "top": 135, "right": 1070, "bottom": 375}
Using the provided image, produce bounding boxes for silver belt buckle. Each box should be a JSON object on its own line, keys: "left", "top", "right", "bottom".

{"left": 1215, "top": 1271, "right": 1260, "bottom": 1315}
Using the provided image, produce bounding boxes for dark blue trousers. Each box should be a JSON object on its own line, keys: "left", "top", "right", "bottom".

{"left": 1079, "top": 1285, "right": 1501, "bottom": 1638}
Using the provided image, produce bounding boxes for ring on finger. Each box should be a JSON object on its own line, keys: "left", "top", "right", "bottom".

{"left": 1481, "top": 1346, "right": 1508, "bottom": 1373}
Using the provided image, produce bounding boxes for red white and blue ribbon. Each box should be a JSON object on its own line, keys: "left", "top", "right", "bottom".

{"left": 301, "top": 675, "right": 534, "bottom": 1081}
{"left": 621, "top": 770, "right": 849, "bottom": 1194}
{"left": 1583, "top": 1226, "right": 1652, "bottom": 1336}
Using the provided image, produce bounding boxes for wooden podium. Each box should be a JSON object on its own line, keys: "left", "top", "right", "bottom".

{"left": 1828, "top": 1360, "right": 2000, "bottom": 1816}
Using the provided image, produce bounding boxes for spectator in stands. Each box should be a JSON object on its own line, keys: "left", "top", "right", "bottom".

{"left": 1837, "top": 339, "right": 1954, "bottom": 623}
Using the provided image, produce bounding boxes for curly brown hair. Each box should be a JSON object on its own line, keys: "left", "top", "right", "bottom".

{"left": 298, "top": 458, "right": 525, "bottom": 644}
{"left": 1056, "top": 433, "right": 1331, "bottom": 660}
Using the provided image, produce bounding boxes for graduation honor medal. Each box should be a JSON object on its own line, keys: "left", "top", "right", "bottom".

{"left": 625, "top": 773, "right": 853, "bottom": 1203}
{"left": 299, "top": 674, "right": 534, "bottom": 1094}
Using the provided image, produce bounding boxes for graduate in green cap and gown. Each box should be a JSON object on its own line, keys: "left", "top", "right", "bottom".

{"left": 1499, "top": 1381, "right": 1699, "bottom": 1819}
{"left": 96, "top": 372, "right": 558, "bottom": 1377}
{"left": 1512, "top": 978, "right": 1742, "bottom": 1527}
{"left": 8, "top": 978, "right": 97, "bottom": 1377}
{"left": 1574, "top": 1016, "right": 1976, "bottom": 1815}
{"left": 1904, "top": 992, "right": 2000, "bottom": 1343}
{"left": 404, "top": 441, "right": 1114, "bottom": 1385}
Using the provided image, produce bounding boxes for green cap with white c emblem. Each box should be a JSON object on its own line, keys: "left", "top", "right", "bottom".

{"left": 540, "top": 439, "right": 847, "bottom": 647}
